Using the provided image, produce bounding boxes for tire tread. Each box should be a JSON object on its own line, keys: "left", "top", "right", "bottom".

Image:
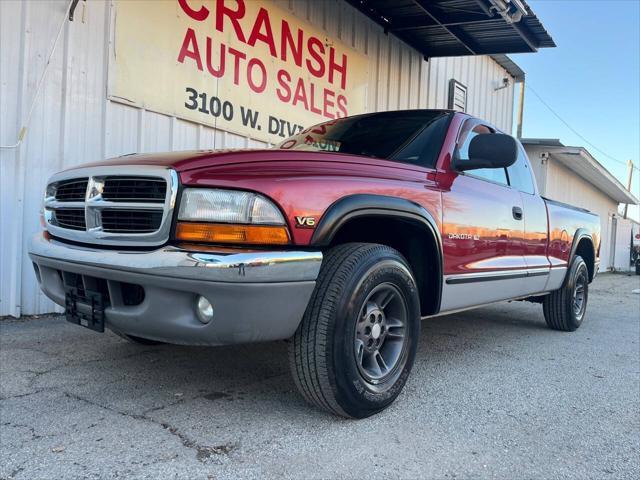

{"left": 543, "top": 255, "right": 587, "bottom": 332}
{"left": 289, "top": 243, "right": 405, "bottom": 417}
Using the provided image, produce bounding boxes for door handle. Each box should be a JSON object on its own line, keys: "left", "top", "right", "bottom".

{"left": 512, "top": 206, "right": 523, "bottom": 220}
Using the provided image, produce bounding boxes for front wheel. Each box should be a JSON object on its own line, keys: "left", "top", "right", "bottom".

{"left": 289, "top": 243, "right": 421, "bottom": 418}
{"left": 543, "top": 255, "right": 589, "bottom": 332}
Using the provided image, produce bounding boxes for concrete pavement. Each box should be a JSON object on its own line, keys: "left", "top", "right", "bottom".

{"left": 1, "top": 273, "right": 638, "bottom": 479}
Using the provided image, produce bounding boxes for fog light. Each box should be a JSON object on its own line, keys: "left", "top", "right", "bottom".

{"left": 196, "top": 296, "right": 214, "bottom": 324}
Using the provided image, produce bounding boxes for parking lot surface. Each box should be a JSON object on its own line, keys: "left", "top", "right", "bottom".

{"left": 1, "top": 273, "right": 638, "bottom": 479}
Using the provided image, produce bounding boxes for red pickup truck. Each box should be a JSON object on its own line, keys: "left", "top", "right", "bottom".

{"left": 30, "top": 110, "right": 600, "bottom": 418}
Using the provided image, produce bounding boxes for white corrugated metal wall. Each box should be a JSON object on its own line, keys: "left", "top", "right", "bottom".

{"left": 524, "top": 147, "right": 620, "bottom": 272}
{"left": 612, "top": 218, "right": 633, "bottom": 271}
{"left": 0, "top": 0, "right": 516, "bottom": 317}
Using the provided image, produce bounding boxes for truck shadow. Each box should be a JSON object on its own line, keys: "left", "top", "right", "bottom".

{"left": 65, "top": 302, "right": 551, "bottom": 418}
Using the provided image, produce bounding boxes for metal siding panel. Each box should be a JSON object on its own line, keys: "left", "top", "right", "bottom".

{"left": 106, "top": 102, "right": 139, "bottom": 158}
{"left": 248, "top": 138, "right": 270, "bottom": 149}
{"left": 437, "top": 58, "right": 450, "bottom": 109}
{"left": 339, "top": 0, "right": 355, "bottom": 48}
{"left": 397, "top": 46, "right": 409, "bottom": 110}
{"left": 544, "top": 160, "right": 618, "bottom": 270}
{"left": 376, "top": 32, "right": 390, "bottom": 111}
{"left": 21, "top": 1, "right": 69, "bottom": 316}
{"left": 198, "top": 125, "right": 218, "bottom": 150}
{"left": 353, "top": 7, "right": 368, "bottom": 54}
{"left": 408, "top": 52, "right": 420, "bottom": 109}
{"left": 0, "top": 0, "right": 27, "bottom": 316}
{"left": 613, "top": 219, "right": 633, "bottom": 271}
{"left": 307, "top": 0, "right": 323, "bottom": 30}
{"left": 172, "top": 118, "right": 199, "bottom": 151}
{"left": 142, "top": 110, "right": 172, "bottom": 153}
{"left": 467, "top": 57, "right": 479, "bottom": 117}
{"left": 290, "top": 0, "right": 310, "bottom": 22}
{"left": 324, "top": 0, "right": 339, "bottom": 39}
{"left": 417, "top": 55, "right": 428, "bottom": 108}
{"left": 366, "top": 24, "right": 380, "bottom": 112}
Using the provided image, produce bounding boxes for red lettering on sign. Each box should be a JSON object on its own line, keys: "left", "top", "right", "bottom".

{"left": 328, "top": 49, "right": 347, "bottom": 90}
{"left": 323, "top": 89, "right": 335, "bottom": 119}
{"left": 178, "top": 0, "right": 209, "bottom": 21}
{"left": 337, "top": 95, "right": 348, "bottom": 117}
{"left": 175, "top": 1, "right": 357, "bottom": 122}
{"left": 247, "top": 7, "right": 277, "bottom": 57}
{"left": 206, "top": 38, "right": 225, "bottom": 77}
{"left": 216, "top": 0, "right": 247, "bottom": 43}
{"left": 281, "top": 20, "right": 303, "bottom": 67}
{"left": 309, "top": 83, "right": 322, "bottom": 115}
{"left": 306, "top": 37, "right": 325, "bottom": 79}
{"left": 276, "top": 69, "right": 292, "bottom": 102}
{"left": 247, "top": 57, "right": 267, "bottom": 93}
{"left": 292, "top": 78, "right": 309, "bottom": 110}
{"left": 227, "top": 46, "right": 246, "bottom": 85}
{"left": 177, "top": 28, "right": 203, "bottom": 71}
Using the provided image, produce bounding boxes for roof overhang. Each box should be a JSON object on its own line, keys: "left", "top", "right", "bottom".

{"left": 345, "top": 0, "right": 555, "bottom": 62}
{"left": 489, "top": 54, "right": 525, "bottom": 81}
{"left": 521, "top": 139, "right": 639, "bottom": 205}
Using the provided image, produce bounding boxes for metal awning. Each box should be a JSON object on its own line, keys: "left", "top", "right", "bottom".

{"left": 345, "top": 0, "right": 555, "bottom": 58}
{"left": 521, "top": 139, "right": 639, "bottom": 205}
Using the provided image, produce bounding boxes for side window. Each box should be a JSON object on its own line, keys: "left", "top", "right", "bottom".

{"left": 392, "top": 114, "right": 452, "bottom": 168}
{"left": 456, "top": 123, "right": 508, "bottom": 186}
{"left": 507, "top": 145, "right": 536, "bottom": 194}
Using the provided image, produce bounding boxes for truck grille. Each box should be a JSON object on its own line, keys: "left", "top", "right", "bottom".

{"left": 101, "top": 210, "right": 163, "bottom": 233}
{"left": 44, "top": 167, "right": 177, "bottom": 247}
{"left": 54, "top": 178, "right": 88, "bottom": 202}
{"left": 102, "top": 177, "right": 167, "bottom": 203}
{"left": 53, "top": 209, "right": 86, "bottom": 230}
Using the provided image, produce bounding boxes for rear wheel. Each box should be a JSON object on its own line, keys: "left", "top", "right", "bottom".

{"left": 543, "top": 255, "right": 589, "bottom": 332}
{"left": 289, "top": 243, "right": 421, "bottom": 418}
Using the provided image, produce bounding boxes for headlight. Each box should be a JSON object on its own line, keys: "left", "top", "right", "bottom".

{"left": 176, "top": 188, "right": 289, "bottom": 245}
{"left": 178, "top": 189, "right": 285, "bottom": 225}
{"left": 45, "top": 183, "right": 57, "bottom": 201}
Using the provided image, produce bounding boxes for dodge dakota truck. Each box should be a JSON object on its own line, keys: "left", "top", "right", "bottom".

{"left": 29, "top": 109, "right": 600, "bottom": 418}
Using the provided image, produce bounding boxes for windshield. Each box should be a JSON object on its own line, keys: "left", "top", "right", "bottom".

{"left": 278, "top": 110, "right": 452, "bottom": 167}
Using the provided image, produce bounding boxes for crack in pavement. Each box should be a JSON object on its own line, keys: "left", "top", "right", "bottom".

{"left": 0, "top": 348, "right": 162, "bottom": 400}
{"left": 0, "top": 421, "right": 58, "bottom": 453}
{"left": 0, "top": 388, "right": 54, "bottom": 401}
{"left": 2, "top": 421, "right": 51, "bottom": 442}
{"left": 62, "top": 391, "right": 235, "bottom": 464}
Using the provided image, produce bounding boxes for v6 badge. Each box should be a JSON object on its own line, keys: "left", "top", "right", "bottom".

{"left": 295, "top": 216, "right": 316, "bottom": 228}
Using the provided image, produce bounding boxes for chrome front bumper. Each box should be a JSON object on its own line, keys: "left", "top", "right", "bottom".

{"left": 28, "top": 233, "right": 322, "bottom": 345}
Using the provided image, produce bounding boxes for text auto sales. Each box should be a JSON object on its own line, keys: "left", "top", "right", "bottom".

{"left": 177, "top": 0, "right": 350, "bottom": 131}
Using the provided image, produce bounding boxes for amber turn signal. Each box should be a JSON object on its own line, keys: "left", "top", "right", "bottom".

{"left": 176, "top": 222, "right": 290, "bottom": 245}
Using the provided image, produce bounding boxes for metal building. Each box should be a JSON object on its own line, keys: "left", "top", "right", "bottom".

{"left": 522, "top": 139, "right": 639, "bottom": 272}
{"left": 0, "top": 0, "right": 555, "bottom": 316}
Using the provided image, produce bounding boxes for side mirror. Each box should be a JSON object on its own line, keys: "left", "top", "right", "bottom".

{"left": 452, "top": 133, "right": 518, "bottom": 172}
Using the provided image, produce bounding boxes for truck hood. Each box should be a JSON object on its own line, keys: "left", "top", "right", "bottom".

{"left": 66, "top": 149, "right": 420, "bottom": 174}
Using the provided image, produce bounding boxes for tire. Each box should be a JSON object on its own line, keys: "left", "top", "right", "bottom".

{"left": 543, "top": 255, "right": 589, "bottom": 332}
{"left": 289, "top": 243, "right": 421, "bottom": 418}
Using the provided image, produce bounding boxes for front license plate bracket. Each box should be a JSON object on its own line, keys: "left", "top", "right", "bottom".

{"left": 64, "top": 286, "right": 106, "bottom": 333}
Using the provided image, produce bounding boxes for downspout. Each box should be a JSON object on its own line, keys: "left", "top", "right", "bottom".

{"left": 516, "top": 78, "right": 525, "bottom": 139}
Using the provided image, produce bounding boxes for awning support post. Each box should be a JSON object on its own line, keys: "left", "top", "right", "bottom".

{"left": 516, "top": 79, "right": 525, "bottom": 139}
{"left": 623, "top": 160, "right": 634, "bottom": 219}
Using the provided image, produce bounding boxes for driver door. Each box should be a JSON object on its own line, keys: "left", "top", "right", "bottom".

{"left": 439, "top": 121, "right": 527, "bottom": 312}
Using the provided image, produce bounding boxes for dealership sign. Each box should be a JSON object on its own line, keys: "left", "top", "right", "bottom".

{"left": 108, "top": 0, "right": 369, "bottom": 143}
